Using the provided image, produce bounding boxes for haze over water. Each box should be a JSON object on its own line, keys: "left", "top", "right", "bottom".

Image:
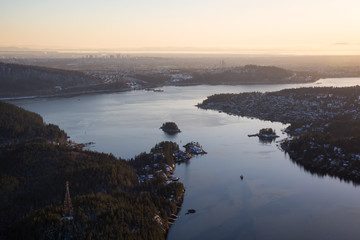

{"left": 8, "top": 78, "right": 360, "bottom": 239}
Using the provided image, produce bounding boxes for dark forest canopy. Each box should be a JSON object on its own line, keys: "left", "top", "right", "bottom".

{"left": 0, "top": 101, "right": 67, "bottom": 146}
{"left": 0, "top": 102, "right": 184, "bottom": 240}
{"left": 160, "top": 122, "right": 181, "bottom": 134}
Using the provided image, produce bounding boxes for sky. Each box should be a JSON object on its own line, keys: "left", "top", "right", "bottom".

{"left": 1, "top": 0, "right": 360, "bottom": 54}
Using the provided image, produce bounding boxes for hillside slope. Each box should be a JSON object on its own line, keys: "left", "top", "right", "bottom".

{"left": 0, "top": 63, "right": 99, "bottom": 98}
{"left": 0, "top": 101, "right": 184, "bottom": 240}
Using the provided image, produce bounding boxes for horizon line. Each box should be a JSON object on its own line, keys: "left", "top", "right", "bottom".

{"left": 1, "top": 46, "right": 360, "bottom": 57}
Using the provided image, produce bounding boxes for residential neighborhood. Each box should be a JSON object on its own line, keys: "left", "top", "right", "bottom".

{"left": 198, "top": 86, "right": 360, "bottom": 126}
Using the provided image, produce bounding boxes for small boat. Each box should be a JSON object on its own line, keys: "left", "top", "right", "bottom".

{"left": 185, "top": 209, "right": 196, "bottom": 215}
{"left": 171, "top": 176, "right": 180, "bottom": 181}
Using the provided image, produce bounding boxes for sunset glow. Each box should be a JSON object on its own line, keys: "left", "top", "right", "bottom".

{"left": 1, "top": 0, "right": 360, "bottom": 54}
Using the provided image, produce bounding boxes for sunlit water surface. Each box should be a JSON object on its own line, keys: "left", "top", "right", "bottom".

{"left": 8, "top": 78, "right": 360, "bottom": 240}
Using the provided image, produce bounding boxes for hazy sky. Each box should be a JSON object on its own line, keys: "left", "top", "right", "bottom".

{"left": 1, "top": 0, "right": 360, "bottom": 54}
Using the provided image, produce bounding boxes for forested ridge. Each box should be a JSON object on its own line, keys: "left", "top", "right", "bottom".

{"left": 190, "top": 65, "right": 296, "bottom": 84}
{"left": 0, "top": 101, "right": 184, "bottom": 240}
{"left": 0, "top": 102, "right": 67, "bottom": 146}
{"left": 0, "top": 62, "right": 100, "bottom": 98}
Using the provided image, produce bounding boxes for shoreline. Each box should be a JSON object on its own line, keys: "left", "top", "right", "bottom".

{"left": 0, "top": 87, "right": 133, "bottom": 101}
{"left": 0, "top": 78, "right": 322, "bottom": 101}
{"left": 7, "top": 75, "right": 360, "bottom": 101}
{"left": 198, "top": 86, "right": 360, "bottom": 184}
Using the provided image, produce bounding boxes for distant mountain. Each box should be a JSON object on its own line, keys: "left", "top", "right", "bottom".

{"left": 0, "top": 62, "right": 99, "bottom": 98}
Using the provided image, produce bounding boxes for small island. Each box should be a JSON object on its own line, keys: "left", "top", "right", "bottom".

{"left": 259, "top": 128, "right": 279, "bottom": 139}
{"left": 248, "top": 128, "right": 279, "bottom": 139}
{"left": 160, "top": 122, "right": 181, "bottom": 134}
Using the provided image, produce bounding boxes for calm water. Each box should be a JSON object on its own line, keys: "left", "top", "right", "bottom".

{"left": 8, "top": 78, "right": 360, "bottom": 240}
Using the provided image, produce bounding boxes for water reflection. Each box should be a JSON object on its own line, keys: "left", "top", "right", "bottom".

{"left": 288, "top": 156, "right": 360, "bottom": 187}
{"left": 8, "top": 78, "right": 360, "bottom": 240}
{"left": 258, "top": 137, "right": 276, "bottom": 144}
{"left": 162, "top": 132, "right": 179, "bottom": 139}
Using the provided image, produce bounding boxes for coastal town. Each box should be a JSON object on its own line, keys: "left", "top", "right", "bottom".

{"left": 131, "top": 140, "right": 206, "bottom": 226}
{"left": 198, "top": 86, "right": 360, "bottom": 183}
{"left": 83, "top": 65, "right": 317, "bottom": 89}
{"left": 135, "top": 141, "right": 207, "bottom": 185}
{"left": 1, "top": 62, "right": 320, "bottom": 99}
{"left": 198, "top": 87, "right": 360, "bottom": 126}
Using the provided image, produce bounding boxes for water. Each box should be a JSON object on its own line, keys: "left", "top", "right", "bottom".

{"left": 7, "top": 78, "right": 360, "bottom": 239}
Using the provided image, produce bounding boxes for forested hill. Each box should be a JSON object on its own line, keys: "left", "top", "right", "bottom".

{"left": 0, "top": 101, "right": 67, "bottom": 147}
{"left": 179, "top": 65, "right": 318, "bottom": 85}
{"left": 0, "top": 102, "right": 184, "bottom": 240}
{"left": 0, "top": 62, "right": 99, "bottom": 98}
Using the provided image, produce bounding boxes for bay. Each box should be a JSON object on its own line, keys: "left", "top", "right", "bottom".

{"left": 7, "top": 77, "right": 360, "bottom": 240}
